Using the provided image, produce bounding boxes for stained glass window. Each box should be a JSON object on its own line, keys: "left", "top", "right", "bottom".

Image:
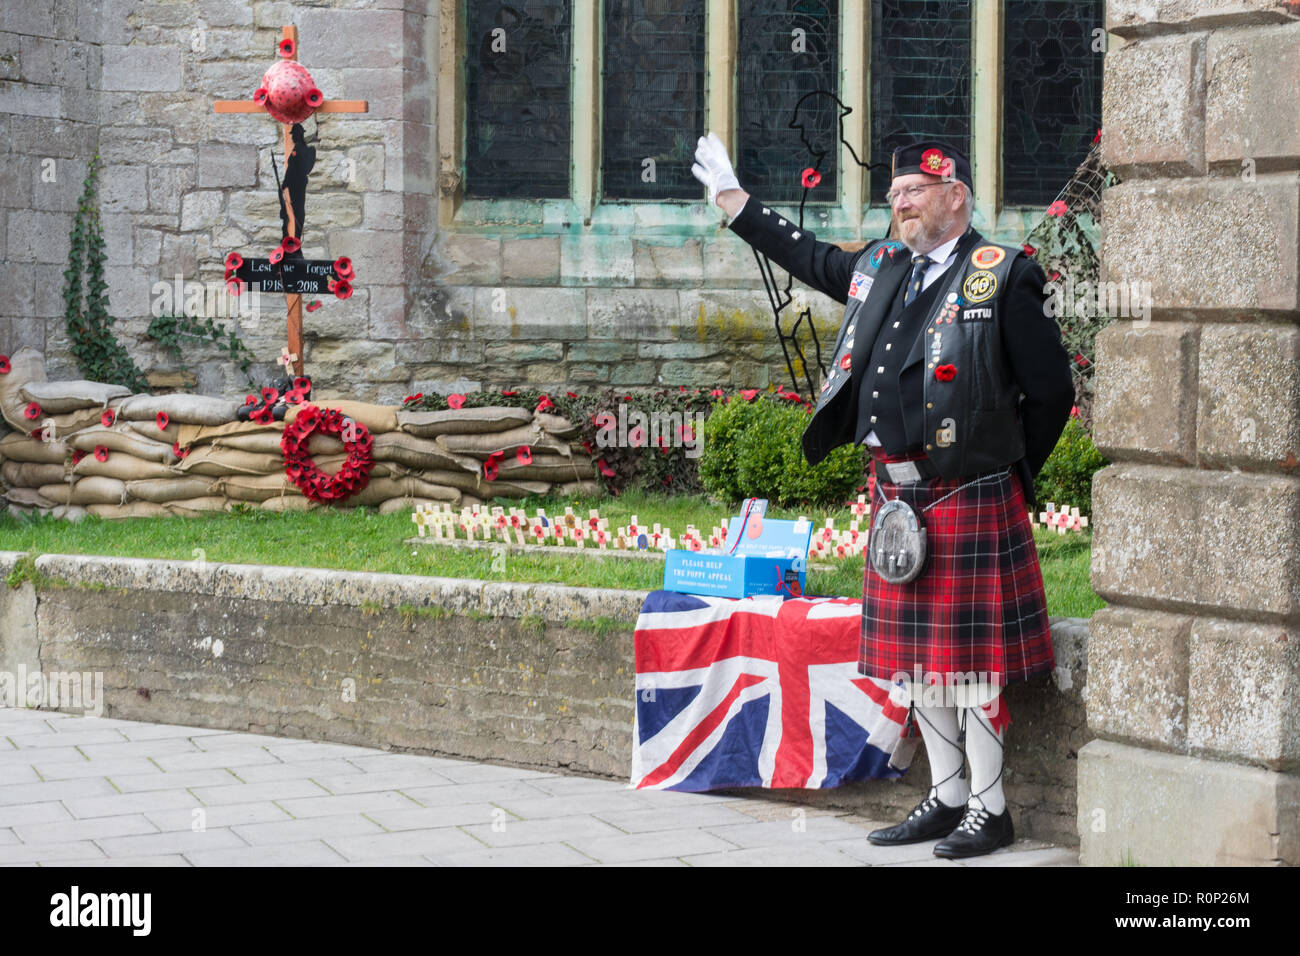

{"left": 1003, "top": 0, "right": 1104, "bottom": 206}
{"left": 737, "top": 0, "right": 841, "bottom": 205}
{"left": 602, "top": 1, "right": 706, "bottom": 201}
{"left": 465, "top": 1, "right": 572, "bottom": 199}
{"left": 870, "top": 0, "right": 972, "bottom": 198}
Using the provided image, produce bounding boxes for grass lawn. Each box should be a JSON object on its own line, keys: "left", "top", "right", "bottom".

{"left": 0, "top": 489, "right": 1104, "bottom": 618}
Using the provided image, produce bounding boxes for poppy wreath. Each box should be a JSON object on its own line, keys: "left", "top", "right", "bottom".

{"left": 280, "top": 404, "right": 375, "bottom": 503}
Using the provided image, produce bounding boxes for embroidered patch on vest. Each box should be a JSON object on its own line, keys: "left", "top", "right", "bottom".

{"left": 959, "top": 306, "right": 994, "bottom": 322}
{"left": 970, "top": 245, "right": 1006, "bottom": 269}
{"left": 848, "top": 272, "right": 874, "bottom": 301}
{"left": 962, "top": 270, "right": 998, "bottom": 303}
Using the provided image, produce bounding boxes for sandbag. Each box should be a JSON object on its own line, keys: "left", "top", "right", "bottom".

{"left": 112, "top": 393, "right": 240, "bottom": 426}
{"left": 70, "top": 427, "right": 177, "bottom": 464}
{"left": 378, "top": 497, "right": 442, "bottom": 515}
{"left": 73, "top": 453, "right": 178, "bottom": 482}
{"left": 398, "top": 406, "right": 532, "bottom": 437}
{"left": 36, "top": 483, "right": 72, "bottom": 505}
{"left": 87, "top": 501, "right": 171, "bottom": 519}
{"left": 125, "top": 476, "right": 217, "bottom": 503}
{"left": 436, "top": 424, "right": 569, "bottom": 458}
{"left": 45, "top": 406, "right": 108, "bottom": 436}
{"left": 0, "top": 347, "right": 47, "bottom": 431}
{"left": 284, "top": 400, "right": 398, "bottom": 435}
{"left": 52, "top": 504, "right": 88, "bottom": 522}
{"left": 3, "top": 486, "right": 57, "bottom": 508}
{"left": 208, "top": 430, "right": 344, "bottom": 456}
{"left": 533, "top": 412, "right": 579, "bottom": 439}
{"left": 162, "top": 497, "right": 233, "bottom": 516}
{"left": 213, "top": 474, "right": 302, "bottom": 503}
{"left": 401, "top": 467, "right": 547, "bottom": 498}
{"left": 494, "top": 453, "right": 595, "bottom": 482}
{"left": 177, "top": 445, "right": 282, "bottom": 477}
{"left": 371, "top": 432, "right": 464, "bottom": 472}
{"left": 1, "top": 460, "right": 66, "bottom": 488}
{"left": 260, "top": 496, "right": 320, "bottom": 512}
{"left": 19, "top": 380, "right": 131, "bottom": 414}
{"left": 337, "top": 477, "right": 459, "bottom": 508}
{"left": 176, "top": 417, "right": 283, "bottom": 448}
{"left": 0, "top": 431, "right": 70, "bottom": 464}
{"left": 123, "top": 419, "right": 180, "bottom": 445}
{"left": 64, "top": 476, "right": 127, "bottom": 506}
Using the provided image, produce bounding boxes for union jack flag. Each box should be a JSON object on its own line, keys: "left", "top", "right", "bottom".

{"left": 631, "top": 590, "right": 917, "bottom": 791}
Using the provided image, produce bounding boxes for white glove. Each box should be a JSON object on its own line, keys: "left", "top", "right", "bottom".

{"left": 691, "top": 131, "right": 741, "bottom": 205}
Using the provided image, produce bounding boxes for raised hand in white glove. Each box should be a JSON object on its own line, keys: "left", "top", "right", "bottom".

{"left": 691, "top": 131, "right": 741, "bottom": 206}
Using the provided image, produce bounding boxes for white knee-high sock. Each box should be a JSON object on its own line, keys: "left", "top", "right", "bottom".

{"left": 961, "top": 703, "right": 1006, "bottom": 815}
{"left": 914, "top": 705, "right": 968, "bottom": 808}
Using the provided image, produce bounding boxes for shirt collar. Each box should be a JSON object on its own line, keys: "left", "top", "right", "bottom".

{"left": 924, "top": 232, "right": 963, "bottom": 266}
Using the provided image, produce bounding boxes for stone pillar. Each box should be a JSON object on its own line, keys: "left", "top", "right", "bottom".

{"left": 1081, "top": 0, "right": 1300, "bottom": 866}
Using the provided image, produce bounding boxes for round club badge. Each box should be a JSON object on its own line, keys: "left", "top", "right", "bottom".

{"left": 970, "top": 245, "right": 1006, "bottom": 269}
{"left": 962, "top": 269, "right": 998, "bottom": 303}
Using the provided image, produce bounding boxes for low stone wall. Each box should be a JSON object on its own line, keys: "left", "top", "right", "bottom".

{"left": 0, "top": 551, "right": 1091, "bottom": 846}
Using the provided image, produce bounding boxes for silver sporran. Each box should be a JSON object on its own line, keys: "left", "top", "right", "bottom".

{"left": 869, "top": 498, "right": 927, "bottom": 584}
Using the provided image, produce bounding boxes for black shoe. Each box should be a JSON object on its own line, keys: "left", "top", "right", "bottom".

{"left": 867, "top": 790, "right": 966, "bottom": 846}
{"left": 932, "top": 801, "right": 1015, "bottom": 859}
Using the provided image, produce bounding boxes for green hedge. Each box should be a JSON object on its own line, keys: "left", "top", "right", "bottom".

{"left": 1034, "top": 415, "right": 1106, "bottom": 515}
{"left": 699, "top": 395, "right": 865, "bottom": 508}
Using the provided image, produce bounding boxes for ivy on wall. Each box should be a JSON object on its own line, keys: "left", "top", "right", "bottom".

{"left": 144, "top": 313, "right": 258, "bottom": 390}
{"left": 62, "top": 154, "right": 149, "bottom": 392}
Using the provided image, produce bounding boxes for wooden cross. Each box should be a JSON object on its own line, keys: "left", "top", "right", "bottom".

{"left": 212, "top": 25, "right": 368, "bottom": 377}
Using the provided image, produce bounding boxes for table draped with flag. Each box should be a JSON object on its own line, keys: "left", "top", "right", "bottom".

{"left": 631, "top": 590, "right": 918, "bottom": 792}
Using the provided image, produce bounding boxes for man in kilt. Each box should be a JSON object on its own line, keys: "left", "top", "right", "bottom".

{"left": 693, "top": 133, "right": 1073, "bottom": 858}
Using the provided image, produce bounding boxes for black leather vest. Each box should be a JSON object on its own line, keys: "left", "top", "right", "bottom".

{"left": 802, "top": 230, "right": 1027, "bottom": 479}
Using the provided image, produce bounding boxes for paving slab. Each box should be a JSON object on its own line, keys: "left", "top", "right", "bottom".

{"left": 0, "top": 710, "right": 1080, "bottom": 867}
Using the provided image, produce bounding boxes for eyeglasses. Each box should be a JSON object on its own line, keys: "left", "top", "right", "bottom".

{"left": 884, "top": 182, "right": 950, "bottom": 206}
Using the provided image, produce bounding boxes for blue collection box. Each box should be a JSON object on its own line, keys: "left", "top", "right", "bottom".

{"left": 663, "top": 503, "right": 813, "bottom": 599}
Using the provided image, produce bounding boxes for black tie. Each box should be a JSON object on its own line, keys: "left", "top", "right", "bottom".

{"left": 904, "top": 254, "right": 931, "bottom": 308}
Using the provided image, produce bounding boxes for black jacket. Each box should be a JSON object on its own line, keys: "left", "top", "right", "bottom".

{"left": 728, "top": 197, "right": 1074, "bottom": 509}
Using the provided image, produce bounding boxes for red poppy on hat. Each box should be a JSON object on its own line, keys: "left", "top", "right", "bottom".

{"left": 100, "top": 408, "right": 115, "bottom": 427}
{"left": 23, "top": 402, "right": 40, "bottom": 420}
{"left": 93, "top": 445, "right": 109, "bottom": 463}
{"left": 281, "top": 235, "right": 301, "bottom": 254}
{"left": 0, "top": 355, "right": 10, "bottom": 374}
{"left": 447, "top": 394, "right": 465, "bottom": 409}
{"left": 516, "top": 446, "right": 533, "bottom": 465}
{"left": 253, "top": 88, "right": 269, "bottom": 105}
{"left": 801, "top": 168, "right": 821, "bottom": 189}
{"left": 935, "top": 364, "right": 957, "bottom": 382}
{"left": 920, "top": 148, "right": 953, "bottom": 178}
{"left": 1046, "top": 200, "right": 1068, "bottom": 217}
{"left": 156, "top": 412, "right": 169, "bottom": 430}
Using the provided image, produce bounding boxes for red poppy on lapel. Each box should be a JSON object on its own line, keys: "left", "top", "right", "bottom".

{"left": 935, "top": 364, "right": 957, "bottom": 382}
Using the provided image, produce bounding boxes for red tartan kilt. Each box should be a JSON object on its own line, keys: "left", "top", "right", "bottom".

{"left": 859, "top": 464, "right": 1055, "bottom": 688}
